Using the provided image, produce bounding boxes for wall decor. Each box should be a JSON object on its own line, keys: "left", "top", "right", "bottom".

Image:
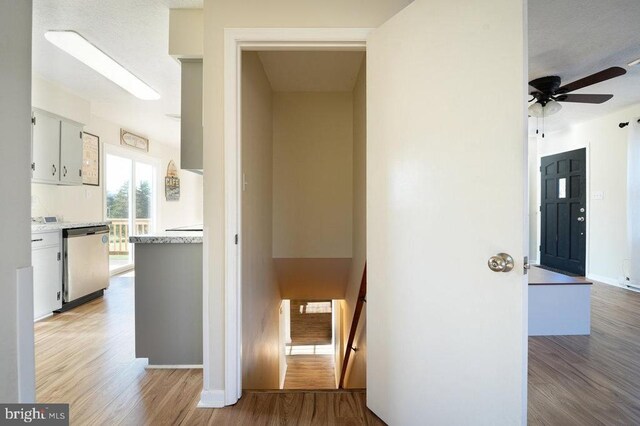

{"left": 82, "top": 132, "right": 100, "bottom": 186}
{"left": 120, "top": 129, "right": 149, "bottom": 152}
{"left": 165, "top": 160, "right": 180, "bottom": 201}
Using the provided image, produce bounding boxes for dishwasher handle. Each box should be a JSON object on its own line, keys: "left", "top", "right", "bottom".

{"left": 64, "top": 225, "right": 110, "bottom": 238}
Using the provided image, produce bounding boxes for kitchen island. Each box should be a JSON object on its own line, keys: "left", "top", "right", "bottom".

{"left": 528, "top": 266, "right": 592, "bottom": 336}
{"left": 129, "top": 231, "right": 203, "bottom": 367}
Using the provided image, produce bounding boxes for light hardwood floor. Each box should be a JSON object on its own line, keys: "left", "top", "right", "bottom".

{"left": 284, "top": 355, "right": 337, "bottom": 390}
{"left": 35, "top": 275, "right": 377, "bottom": 425}
{"left": 529, "top": 281, "right": 640, "bottom": 425}
{"left": 36, "top": 274, "right": 640, "bottom": 423}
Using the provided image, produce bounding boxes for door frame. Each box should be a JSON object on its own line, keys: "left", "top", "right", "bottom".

{"left": 207, "top": 28, "right": 371, "bottom": 408}
{"left": 535, "top": 144, "right": 591, "bottom": 277}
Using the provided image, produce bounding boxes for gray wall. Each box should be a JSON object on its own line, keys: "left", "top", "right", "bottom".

{"left": 0, "top": 0, "right": 33, "bottom": 402}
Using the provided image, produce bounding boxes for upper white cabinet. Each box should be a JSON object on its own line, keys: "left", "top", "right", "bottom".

{"left": 32, "top": 108, "right": 84, "bottom": 185}
{"left": 31, "top": 110, "right": 61, "bottom": 183}
{"left": 179, "top": 59, "right": 203, "bottom": 173}
{"left": 60, "top": 120, "right": 84, "bottom": 185}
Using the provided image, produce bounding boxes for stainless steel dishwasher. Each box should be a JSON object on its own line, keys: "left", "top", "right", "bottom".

{"left": 61, "top": 225, "right": 110, "bottom": 310}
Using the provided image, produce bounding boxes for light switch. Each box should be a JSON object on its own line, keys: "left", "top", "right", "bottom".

{"left": 592, "top": 191, "right": 604, "bottom": 200}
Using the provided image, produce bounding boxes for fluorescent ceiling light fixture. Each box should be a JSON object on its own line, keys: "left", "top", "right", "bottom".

{"left": 44, "top": 30, "right": 160, "bottom": 100}
{"left": 628, "top": 57, "right": 640, "bottom": 67}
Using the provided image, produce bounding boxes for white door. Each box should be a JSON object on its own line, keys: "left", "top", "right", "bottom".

{"left": 60, "top": 120, "right": 84, "bottom": 185}
{"left": 367, "top": 0, "right": 527, "bottom": 424}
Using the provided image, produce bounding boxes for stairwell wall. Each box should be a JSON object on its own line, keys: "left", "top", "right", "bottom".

{"left": 241, "top": 51, "right": 281, "bottom": 389}
{"left": 341, "top": 59, "right": 367, "bottom": 389}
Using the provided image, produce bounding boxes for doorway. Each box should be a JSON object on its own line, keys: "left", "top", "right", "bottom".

{"left": 540, "top": 148, "right": 587, "bottom": 276}
{"left": 105, "top": 152, "right": 157, "bottom": 274}
{"left": 215, "top": 24, "right": 528, "bottom": 423}
{"left": 282, "top": 300, "right": 337, "bottom": 389}
{"left": 239, "top": 48, "right": 366, "bottom": 391}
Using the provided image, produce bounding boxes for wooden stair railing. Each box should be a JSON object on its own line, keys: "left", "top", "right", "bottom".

{"left": 339, "top": 263, "right": 366, "bottom": 389}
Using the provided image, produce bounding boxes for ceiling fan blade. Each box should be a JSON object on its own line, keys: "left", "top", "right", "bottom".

{"left": 556, "top": 94, "right": 613, "bottom": 104}
{"left": 558, "top": 67, "right": 626, "bottom": 93}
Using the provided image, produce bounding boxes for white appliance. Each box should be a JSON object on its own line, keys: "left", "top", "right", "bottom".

{"left": 63, "top": 225, "right": 110, "bottom": 306}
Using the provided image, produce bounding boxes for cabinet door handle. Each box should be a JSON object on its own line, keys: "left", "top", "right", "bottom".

{"left": 31, "top": 238, "right": 43, "bottom": 243}
{"left": 52, "top": 164, "right": 57, "bottom": 176}
{"left": 63, "top": 166, "right": 67, "bottom": 177}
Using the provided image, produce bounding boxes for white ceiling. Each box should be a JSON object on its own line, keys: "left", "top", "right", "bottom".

{"left": 529, "top": 0, "right": 640, "bottom": 133}
{"left": 257, "top": 51, "right": 365, "bottom": 92}
{"left": 32, "top": 0, "right": 191, "bottom": 147}
{"left": 33, "top": 0, "right": 640, "bottom": 142}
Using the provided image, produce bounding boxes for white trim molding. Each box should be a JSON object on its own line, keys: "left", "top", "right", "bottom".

{"left": 203, "top": 27, "right": 371, "bottom": 409}
{"left": 17, "top": 266, "right": 35, "bottom": 403}
{"left": 198, "top": 389, "right": 226, "bottom": 409}
{"left": 146, "top": 365, "right": 203, "bottom": 369}
{"left": 587, "top": 274, "right": 622, "bottom": 288}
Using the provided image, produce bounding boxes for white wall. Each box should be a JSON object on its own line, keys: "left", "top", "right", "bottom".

{"left": 342, "top": 60, "right": 367, "bottom": 389}
{"left": 332, "top": 299, "right": 343, "bottom": 387}
{"left": 0, "top": 0, "right": 34, "bottom": 403}
{"left": 530, "top": 103, "right": 640, "bottom": 284}
{"left": 30, "top": 75, "right": 203, "bottom": 231}
{"left": 169, "top": 9, "right": 203, "bottom": 59}
{"left": 199, "top": 0, "right": 412, "bottom": 398}
{"left": 628, "top": 122, "right": 640, "bottom": 288}
{"left": 272, "top": 92, "right": 353, "bottom": 258}
{"left": 241, "top": 52, "right": 281, "bottom": 389}
{"left": 278, "top": 299, "right": 291, "bottom": 388}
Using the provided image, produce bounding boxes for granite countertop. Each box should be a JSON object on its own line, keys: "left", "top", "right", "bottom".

{"left": 129, "top": 231, "right": 203, "bottom": 244}
{"left": 31, "top": 221, "right": 111, "bottom": 232}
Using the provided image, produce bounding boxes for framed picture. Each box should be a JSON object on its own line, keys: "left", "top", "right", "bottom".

{"left": 82, "top": 132, "right": 100, "bottom": 186}
{"left": 120, "top": 129, "right": 149, "bottom": 152}
{"left": 165, "top": 160, "right": 180, "bottom": 201}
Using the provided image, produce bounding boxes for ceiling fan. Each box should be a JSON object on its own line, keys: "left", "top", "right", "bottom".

{"left": 528, "top": 66, "right": 627, "bottom": 118}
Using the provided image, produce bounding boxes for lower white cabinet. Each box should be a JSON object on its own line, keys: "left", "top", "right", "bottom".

{"left": 32, "top": 231, "right": 62, "bottom": 320}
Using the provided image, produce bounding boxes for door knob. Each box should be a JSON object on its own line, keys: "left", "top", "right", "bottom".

{"left": 577, "top": 217, "right": 585, "bottom": 222}
{"left": 488, "top": 253, "right": 514, "bottom": 272}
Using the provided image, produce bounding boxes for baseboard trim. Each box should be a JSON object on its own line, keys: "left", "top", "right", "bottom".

{"left": 146, "top": 364, "right": 203, "bottom": 369}
{"left": 17, "top": 266, "right": 35, "bottom": 403}
{"left": 587, "top": 274, "right": 621, "bottom": 287}
{"left": 34, "top": 312, "right": 53, "bottom": 322}
{"left": 198, "top": 389, "right": 226, "bottom": 408}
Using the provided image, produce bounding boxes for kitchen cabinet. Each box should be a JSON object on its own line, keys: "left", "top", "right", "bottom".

{"left": 179, "top": 59, "right": 203, "bottom": 173}
{"left": 31, "top": 110, "right": 61, "bottom": 183}
{"left": 32, "top": 108, "right": 84, "bottom": 185}
{"left": 32, "top": 231, "right": 62, "bottom": 320}
{"left": 60, "top": 120, "right": 84, "bottom": 185}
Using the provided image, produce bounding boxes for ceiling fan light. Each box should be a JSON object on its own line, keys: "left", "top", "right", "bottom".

{"left": 545, "top": 100, "right": 562, "bottom": 116}
{"left": 528, "top": 101, "right": 562, "bottom": 118}
{"left": 528, "top": 102, "right": 544, "bottom": 118}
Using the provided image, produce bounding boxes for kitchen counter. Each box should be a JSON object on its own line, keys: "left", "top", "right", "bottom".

{"left": 129, "top": 231, "right": 203, "bottom": 244}
{"left": 32, "top": 221, "right": 111, "bottom": 232}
